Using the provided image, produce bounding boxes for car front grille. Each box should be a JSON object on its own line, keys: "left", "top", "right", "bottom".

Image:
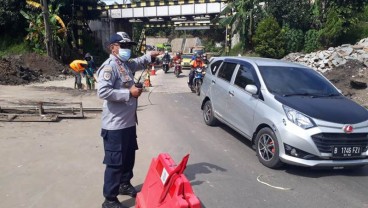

{"left": 311, "top": 133, "right": 368, "bottom": 153}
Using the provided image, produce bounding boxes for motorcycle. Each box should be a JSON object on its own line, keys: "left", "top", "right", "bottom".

{"left": 191, "top": 67, "right": 206, "bottom": 95}
{"left": 174, "top": 60, "right": 182, "bottom": 78}
{"left": 162, "top": 59, "right": 170, "bottom": 73}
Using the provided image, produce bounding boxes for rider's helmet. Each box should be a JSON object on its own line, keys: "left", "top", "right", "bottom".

{"left": 84, "top": 52, "right": 92, "bottom": 61}
{"left": 165, "top": 51, "right": 168, "bottom": 54}
{"left": 176, "top": 52, "right": 181, "bottom": 57}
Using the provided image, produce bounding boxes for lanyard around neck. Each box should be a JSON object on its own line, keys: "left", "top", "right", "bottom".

{"left": 114, "top": 57, "right": 131, "bottom": 82}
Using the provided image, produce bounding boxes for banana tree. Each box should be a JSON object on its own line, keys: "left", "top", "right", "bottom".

{"left": 217, "top": 0, "right": 265, "bottom": 51}
{"left": 20, "top": 10, "right": 45, "bottom": 53}
{"left": 21, "top": 0, "right": 66, "bottom": 57}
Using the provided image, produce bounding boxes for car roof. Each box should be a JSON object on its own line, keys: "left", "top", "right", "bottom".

{"left": 211, "top": 56, "right": 309, "bottom": 68}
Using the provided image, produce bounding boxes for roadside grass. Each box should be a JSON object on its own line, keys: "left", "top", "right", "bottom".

{"left": 0, "top": 36, "right": 30, "bottom": 58}
{"left": 228, "top": 42, "right": 259, "bottom": 57}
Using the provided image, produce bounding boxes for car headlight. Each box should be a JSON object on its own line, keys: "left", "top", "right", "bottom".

{"left": 282, "top": 105, "right": 315, "bottom": 129}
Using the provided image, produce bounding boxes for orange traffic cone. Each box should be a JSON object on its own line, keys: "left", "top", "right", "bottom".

{"left": 144, "top": 71, "right": 151, "bottom": 87}
{"left": 150, "top": 65, "right": 156, "bottom": 76}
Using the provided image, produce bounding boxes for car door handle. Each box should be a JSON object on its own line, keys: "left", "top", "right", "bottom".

{"left": 212, "top": 80, "right": 216, "bottom": 84}
{"left": 228, "top": 91, "right": 234, "bottom": 96}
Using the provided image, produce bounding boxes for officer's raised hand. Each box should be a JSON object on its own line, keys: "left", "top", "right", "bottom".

{"left": 130, "top": 85, "right": 142, "bottom": 98}
{"left": 150, "top": 51, "right": 162, "bottom": 58}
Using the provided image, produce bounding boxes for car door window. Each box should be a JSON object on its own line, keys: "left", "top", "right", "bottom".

{"left": 210, "top": 60, "right": 223, "bottom": 75}
{"left": 234, "top": 65, "right": 256, "bottom": 89}
{"left": 217, "top": 62, "right": 237, "bottom": 82}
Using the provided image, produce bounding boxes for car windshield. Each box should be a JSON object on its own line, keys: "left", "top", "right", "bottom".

{"left": 182, "top": 55, "right": 191, "bottom": 59}
{"left": 258, "top": 66, "right": 340, "bottom": 97}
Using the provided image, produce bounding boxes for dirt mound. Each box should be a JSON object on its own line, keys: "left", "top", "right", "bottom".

{"left": 0, "top": 53, "right": 69, "bottom": 85}
{"left": 324, "top": 59, "right": 368, "bottom": 107}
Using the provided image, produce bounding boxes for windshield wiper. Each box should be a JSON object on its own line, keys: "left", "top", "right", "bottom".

{"left": 283, "top": 93, "right": 341, "bottom": 98}
{"left": 282, "top": 93, "right": 318, "bottom": 97}
{"left": 311, "top": 93, "right": 341, "bottom": 98}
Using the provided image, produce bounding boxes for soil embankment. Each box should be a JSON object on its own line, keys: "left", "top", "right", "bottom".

{"left": 0, "top": 53, "right": 68, "bottom": 85}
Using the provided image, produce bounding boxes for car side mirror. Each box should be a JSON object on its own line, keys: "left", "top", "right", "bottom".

{"left": 245, "top": 85, "right": 258, "bottom": 95}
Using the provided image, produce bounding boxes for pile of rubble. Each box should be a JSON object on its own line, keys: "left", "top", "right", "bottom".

{"left": 0, "top": 53, "right": 68, "bottom": 85}
{"left": 283, "top": 38, "right": 368, "bottom": 73}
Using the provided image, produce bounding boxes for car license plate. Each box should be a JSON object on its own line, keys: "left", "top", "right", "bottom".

{"left": 332, "top": 146, "right": 362, "bottom": 157}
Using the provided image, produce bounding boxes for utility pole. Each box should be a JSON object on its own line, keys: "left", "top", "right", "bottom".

{"left": 41, "top": 0, "right": 53, "bottom": 58}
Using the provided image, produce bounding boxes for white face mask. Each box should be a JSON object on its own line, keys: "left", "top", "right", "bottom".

{"left": 118, "top": 48, "right": 131, "bottom": 61}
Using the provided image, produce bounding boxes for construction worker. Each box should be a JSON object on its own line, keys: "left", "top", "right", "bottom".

{"left": 84, "top": 53, "right": 97, "bottom": 90}
{"left": 188, "top": 54, "right": 205, "bottom": 88}
{"left": 97, "top": 31, "right": 161, "bottom": 208}
{"left": 69, "top": 59, "right": 88, "bottom": 89}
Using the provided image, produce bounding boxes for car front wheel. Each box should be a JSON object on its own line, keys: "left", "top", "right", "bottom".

{"left": 255, "top": 127, "right": 283, "bottom": 169}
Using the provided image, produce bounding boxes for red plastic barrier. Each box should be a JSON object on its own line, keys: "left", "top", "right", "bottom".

{"left": 135, "top": 153, "right": 201, "bottom": 208}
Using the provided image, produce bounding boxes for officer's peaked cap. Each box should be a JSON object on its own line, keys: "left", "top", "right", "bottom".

{"left": 116, "top": 32, "right": 137, "bottom": 45}
{"left": 109, "top": 34, "right": 123, "bottom": 45}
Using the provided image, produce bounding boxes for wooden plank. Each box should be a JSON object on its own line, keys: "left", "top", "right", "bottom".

{"left": 0, "top": 114, "right": 59, "bottom": 122}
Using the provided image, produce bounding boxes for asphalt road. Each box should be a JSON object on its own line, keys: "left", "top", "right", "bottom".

{"left": 137, "top": 68, "right": 368, "bottom": 208}
{"left": 0, "top": 68, "right": 367, "bottom": 208}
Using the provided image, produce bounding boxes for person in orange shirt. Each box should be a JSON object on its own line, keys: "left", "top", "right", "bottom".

{"left": 188, "top": 54, "right": 204, "bottom": 88}
{"left": 69, "top": 59, "right": 88, "bottom": 89}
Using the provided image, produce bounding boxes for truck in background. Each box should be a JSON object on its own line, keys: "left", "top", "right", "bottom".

{"left": 156, "top": 43, "right": 172, "bottom": 52}
{"left": 190, "top": 46, "right": 205, "bottom": 55}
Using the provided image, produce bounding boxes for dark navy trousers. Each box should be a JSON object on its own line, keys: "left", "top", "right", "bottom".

{"left": 101, "top": 126, "right": 138, "bottom": 199}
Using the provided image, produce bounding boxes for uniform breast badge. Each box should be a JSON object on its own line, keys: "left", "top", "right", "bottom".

{"left": 103, "top": 65, "right": 113, "bottom": 81}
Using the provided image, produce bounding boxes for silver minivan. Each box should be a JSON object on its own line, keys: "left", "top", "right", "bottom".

{"left": 200, "top": 57, "right": 368, "bottom": 169}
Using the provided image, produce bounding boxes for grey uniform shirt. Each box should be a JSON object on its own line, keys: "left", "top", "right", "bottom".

{"left": 97, "top": 54, "right": 151, "bottom": 130}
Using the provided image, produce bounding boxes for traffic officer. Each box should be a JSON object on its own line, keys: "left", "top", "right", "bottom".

{"left": 97, "top": 32, "right": 161, "bottom": 208}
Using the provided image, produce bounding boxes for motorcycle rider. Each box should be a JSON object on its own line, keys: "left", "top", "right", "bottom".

{"left": 202, "top": 53, "right": 208, "bottom": 65}
{"left": 162, "top": 51, "right": 171, "bottom": 63}
{"left": 188, "top": 54, "right": 204, "bottom": 88}
{"left": 162, "top": 51, "right": 171, "bottom": 72}
{"left": 172, "top": 52, "right": 182, "bottom": 74}
{"left": 191, "top": 52, "right": 198, "bottom": 61}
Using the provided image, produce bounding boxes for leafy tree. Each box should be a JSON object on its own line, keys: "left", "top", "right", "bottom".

{"left": 18, "top": 0, "right": 103, "bottom": 60}
{"left": 318, "top": 8, "right": 343, "bottom": 47}
{"left": 21, "top": 1, "right": 67, "bottom": 56}
{"left": 312, "top": 0, "right": 367, "bottom": 46}
{"left": 217, "top": 0, "right": 265, "bottom": 51}
{"left": 338, "top": 4, "right": 368, "bottom": 44}
{"left": 304, "top": 29, "right": 321, "bottom": 53}
{"left": 0, "top": 0, "right": 27, "bottom": 36}
{"left": 282, "top": 25, "right": 304, "bottom": 53}
{"left": 253, "top": 16, "right": 285, "bottom": 58}
{"left": 264, "top": 0, "right": 312, "bottom": 31}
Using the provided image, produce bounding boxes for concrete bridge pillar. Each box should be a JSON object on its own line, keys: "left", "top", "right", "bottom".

{"left": 88, "top": 18, "right": 134, "bottom": 52}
